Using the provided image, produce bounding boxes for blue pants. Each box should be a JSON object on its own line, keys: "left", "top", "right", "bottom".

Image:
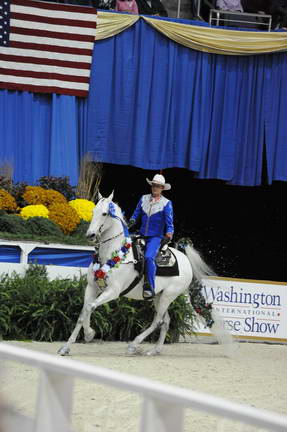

{"left": 144, "top": 236, "right": 161, "bottom": 291}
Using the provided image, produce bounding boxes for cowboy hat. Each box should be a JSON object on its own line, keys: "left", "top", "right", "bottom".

{"left": 146, "top": 174, "right": 171, "bottom": 190}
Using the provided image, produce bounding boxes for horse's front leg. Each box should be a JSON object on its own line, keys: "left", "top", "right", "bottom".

{"left": 82, "top": 282, "right": 102, "bottom": 343}
{"left": 58, "top": 284, "right": 119, "bottom": 356}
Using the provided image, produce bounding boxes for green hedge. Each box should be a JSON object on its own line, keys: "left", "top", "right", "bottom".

{"left": 0, "top": 215, "right": 90, "bottom": 245}
{"left": 0, "top": 265, "right": 196, "bottom": 343}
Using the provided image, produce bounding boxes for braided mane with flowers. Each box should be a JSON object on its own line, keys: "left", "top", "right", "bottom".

{"left": 93, "top": 238, "right": 132, "bottom": 281}
{"left": 92, "top": 201, "right": 132, "bottom": 284}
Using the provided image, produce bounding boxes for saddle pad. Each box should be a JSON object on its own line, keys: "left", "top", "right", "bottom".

{"left": 132, "top": 241, "right": 179, "bottom": 277}
{"left": 156, "top": 250, "right": 179, "bottom": 276}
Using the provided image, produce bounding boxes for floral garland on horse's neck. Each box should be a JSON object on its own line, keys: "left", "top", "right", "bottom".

{"left": 93, "top": 202, "right": 131, "bottom": 284}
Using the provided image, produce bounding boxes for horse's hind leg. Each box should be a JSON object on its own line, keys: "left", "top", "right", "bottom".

{"left": 127, "top": 292, "right": 175, "bottom": 355}
{"left": 57, "top": 283, "right": 99, "bottom": 356}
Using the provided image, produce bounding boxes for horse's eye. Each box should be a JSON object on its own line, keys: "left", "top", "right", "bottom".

{"left": 102, "top": 212, "right": 107, "bottom": 216}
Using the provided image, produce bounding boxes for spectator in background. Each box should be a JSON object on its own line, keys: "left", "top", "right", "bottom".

{"left": 270, "top": 0, "right": 287, "bottom": 28}
{"left": 92, "top": 0, "right": 116, "bottom": 9}
{"left": 136, "top": 0, "right": 168, "bottom": 16}
{"left": 216, "top": 0, "right": 243, "bottom": 11}
{"left": 116, "top": 0, "right": 139, "bottom": 13}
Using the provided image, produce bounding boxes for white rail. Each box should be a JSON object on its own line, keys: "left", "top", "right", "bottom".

{"left": 1, "top": 343, "right": 287, "bottom": 432}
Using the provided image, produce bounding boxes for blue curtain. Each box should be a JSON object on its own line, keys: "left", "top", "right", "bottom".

{"left": 1, "top": 14, "right": 287, "bottom": 186}
{"left": 86, "top": 18, "right": 285, "bottom": 186}
{"left": 264, "top": 53, "right": 287, "bottom": 184}
{"left": 0, "top": 90, "right": 80, "bottom": 185}
{"left": 196, "top": 54, "right": 266, "bottom": 185}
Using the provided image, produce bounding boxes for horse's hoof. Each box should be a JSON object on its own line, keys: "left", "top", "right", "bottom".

{"left": 127, "top": 344, "right": 137, "bottom": 355}
{"left": 145, "top": 349, "right": 161, "bottom": 356}
{"left": 85, "top": 329, "right": 95, "bottom": 343}
{"left": 57, "top": 346, "right": 70, "bottom": 356}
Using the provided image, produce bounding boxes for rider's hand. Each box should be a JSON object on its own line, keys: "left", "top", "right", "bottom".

{"left": 127, "top": 219, "right": 136, "bottom": 230}
{"left": 160, "top": 236, "right": 170, "bottom": 248}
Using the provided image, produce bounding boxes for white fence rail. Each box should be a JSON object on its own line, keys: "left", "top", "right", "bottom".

{"left": 0, "top": 240, "right": 93, "bottom": 279}
{"left": 1, "top": 343, "right": 287, "bottom": 432}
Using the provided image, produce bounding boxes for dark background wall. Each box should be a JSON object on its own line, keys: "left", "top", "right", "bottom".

{"left": 99, "top": 163, "right": 286, "bottom": 283}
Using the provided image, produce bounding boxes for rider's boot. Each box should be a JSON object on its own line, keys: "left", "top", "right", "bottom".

{"left": 143, "top": 274, "right": 155, "bottom": 299}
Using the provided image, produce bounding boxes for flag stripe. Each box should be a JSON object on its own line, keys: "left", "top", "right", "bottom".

{"left": 12, "top": 0, "right": 97, "bottom": 16}
{"left": 10, "top": 33, "right": 94, "bottom": 50}
{"left": 11, "top": 12, "right": 98, "bottom": 30}
{"left": 11, "top": 18, "right": 96, "bottom": 36}
{"left": 0, "top": 55, "right": 91, "bottom": 72}
{"left": 0, "top": 81, "right": 88, "bottom": 97}
{"left": 10, "top": 26, "right": 96, "bottom": 42}
{"left": 7, "top": 43, "right": 93, "bottom": 62}
{"left": 0, "top": 73, "right": 88, "bottom": 90}
{"left": 11, "top": 4, "right": 97, "bottom": 22}
{"left": 0, "top": 67, "right": 89, "bottom": 82}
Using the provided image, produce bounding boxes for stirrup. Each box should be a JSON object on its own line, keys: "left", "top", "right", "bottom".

{"left": 143, "top": 289, "right": 155, "bottom": 299}
{"left": 143, "top": 281, "right": 155, "bottom": 299}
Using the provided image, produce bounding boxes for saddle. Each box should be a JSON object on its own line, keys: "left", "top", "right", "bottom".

{"left": 132, "top": 237, "right": 179, "bottom": 277}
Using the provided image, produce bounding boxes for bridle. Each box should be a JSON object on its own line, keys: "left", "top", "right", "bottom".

{"left": 93, "top": 200, "right": 128, "bottom": 247}
{"left": 100, "top": 230, "right": 124, "bottom": 245}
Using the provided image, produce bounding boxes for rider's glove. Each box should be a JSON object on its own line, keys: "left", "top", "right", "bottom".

{"left": 160, "top": 236, "right": 170, "bottom": 249}
{"left": 127, "top": 219, "right": 136, "bottom": 230}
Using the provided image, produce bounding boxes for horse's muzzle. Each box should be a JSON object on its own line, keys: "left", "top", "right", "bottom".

{"left": 86, "top": 232, "right": 96, "bottom": 241}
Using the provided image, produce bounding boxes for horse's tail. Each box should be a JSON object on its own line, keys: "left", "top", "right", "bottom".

{"left": 175, "top": 237, "right": 215, "bottom": 281}
{"left": 176, "top": 237, "right": 237, "bottom": 357}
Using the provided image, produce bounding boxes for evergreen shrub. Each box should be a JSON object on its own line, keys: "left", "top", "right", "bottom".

{"left": 25, "top": 217, "right": 64, "bottom": 237}
{"left": 0, "top": 214, "right": 28, "bottom": 234}
{"left": 0, "top": 266, "right": 196, "bottom": 343}
{"left": 71, "top": 220, "right": 90, "bottom": 237}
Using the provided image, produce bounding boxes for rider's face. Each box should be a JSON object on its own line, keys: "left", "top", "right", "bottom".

{"left": 151, "top": 183, "right": 164, "bottom": 197}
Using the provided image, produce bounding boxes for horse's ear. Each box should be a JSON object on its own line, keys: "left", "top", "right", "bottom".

{"left": 98, "top": 190, "right": 103, "bottom": 201}
{"left": 108, "top": 190, "right": 114, "bottom": 201}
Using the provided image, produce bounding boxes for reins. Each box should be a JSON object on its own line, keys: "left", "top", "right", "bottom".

{"left": 100, "top": 231, "right": 124, "bottom": 245}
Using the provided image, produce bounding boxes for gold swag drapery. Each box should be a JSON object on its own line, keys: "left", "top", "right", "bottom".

{"left": 96, "top": 11, "right": 287, "bottom": 56}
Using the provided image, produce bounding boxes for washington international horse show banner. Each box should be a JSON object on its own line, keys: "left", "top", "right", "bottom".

{"left": 197, "top": 278, "right": 287, "bottom": 343}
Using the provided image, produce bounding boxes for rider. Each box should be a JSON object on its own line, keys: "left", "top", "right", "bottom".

{"left": 128, "top": 174, "right": 174, "bottom": 298}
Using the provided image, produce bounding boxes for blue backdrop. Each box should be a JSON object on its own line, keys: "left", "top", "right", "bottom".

{"left": 1, "top": 15, "right": 287, "bottom": 186}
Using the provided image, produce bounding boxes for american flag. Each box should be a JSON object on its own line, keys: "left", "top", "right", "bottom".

{"left": 0, "top": 0, "right": 97, "bottom": 97}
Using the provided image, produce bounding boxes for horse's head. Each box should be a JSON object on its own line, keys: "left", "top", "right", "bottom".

{"left": 86, "top": 191, "right": 118, "bottom": 242}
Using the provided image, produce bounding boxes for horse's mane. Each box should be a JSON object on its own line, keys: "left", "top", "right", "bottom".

{"left": 112, "top": 200, "right": 128, "bottom": 224}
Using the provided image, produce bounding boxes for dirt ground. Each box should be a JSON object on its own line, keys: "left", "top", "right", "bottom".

{"left": 1, "top": 339, "right": 287, "bottom": 432}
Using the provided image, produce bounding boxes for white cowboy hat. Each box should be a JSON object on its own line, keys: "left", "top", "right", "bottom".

{"left": 146, "top": 174, "right": 171, "bottom": 190}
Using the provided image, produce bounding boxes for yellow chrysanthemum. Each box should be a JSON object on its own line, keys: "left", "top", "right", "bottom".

{"left": 0, "top": 189, "right": 17, "bottom": 212}
{"left": 20, "top": 204, "right": 49, "bottom": 219}
{"left": 45, "top": 189, "right": 67, "bottom": 207}
{"left": 23, "top": 186, "right": 47, "bottom": 205}
{"left": 49, "top": 203, "right": 80, "bottom": 234}
{"left": 69, "top": 199, "right": 95, "bottom": 222}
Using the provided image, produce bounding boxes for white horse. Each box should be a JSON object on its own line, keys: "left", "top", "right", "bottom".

{"left": 58, "top": 192, "right": 230, "bottom": 357}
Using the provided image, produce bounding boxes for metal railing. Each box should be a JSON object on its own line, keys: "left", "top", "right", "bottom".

{"left": 1, "top": 343, "right": 287, "bottom": 432}
{"left": 209, "top": 9, "right": 272, "bottom": 31}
